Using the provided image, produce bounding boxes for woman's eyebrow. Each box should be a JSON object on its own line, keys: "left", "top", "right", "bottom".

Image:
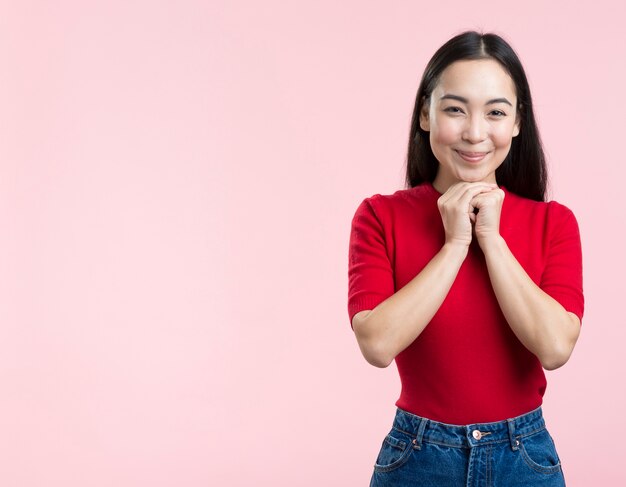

{"left": 440, "top": 94, "right": 513, "bottom": 106}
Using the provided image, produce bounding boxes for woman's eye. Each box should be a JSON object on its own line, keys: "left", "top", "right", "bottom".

{"left": 490, "top": 110, "right": 506, "bottom": 117}
{"left": 444, "top": 107, "right": 463, "bottom": 114}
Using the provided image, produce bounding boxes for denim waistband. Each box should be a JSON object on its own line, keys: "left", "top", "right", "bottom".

{"left": 391, "top": 406, "right": 546, "bottom": 451}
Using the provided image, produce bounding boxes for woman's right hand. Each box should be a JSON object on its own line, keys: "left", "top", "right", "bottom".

{"left": 437, "top": 181, "right": 499, "bottom": 247}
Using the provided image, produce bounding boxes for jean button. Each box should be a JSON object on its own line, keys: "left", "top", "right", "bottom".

{"left": 472, "top": 430, "right": 482, "bottom": 440}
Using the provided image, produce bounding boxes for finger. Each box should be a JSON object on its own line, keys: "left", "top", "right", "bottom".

{"left": 454, "top": 184, "right": 499, "bottom": 211}
{"left": 439, "top": 181, "right": 498, "bottom": 206}
{"left": 470, "top": 188, "right": 504, "bottom": 207}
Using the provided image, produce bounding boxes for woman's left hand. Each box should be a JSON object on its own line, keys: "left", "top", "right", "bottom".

{"left": 469, "top": 187, "right": 505, "bottom": 247}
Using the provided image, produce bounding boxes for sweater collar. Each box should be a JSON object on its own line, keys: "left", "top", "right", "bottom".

{"left": 424, "top": 181, "right": 508, "bottom": 197}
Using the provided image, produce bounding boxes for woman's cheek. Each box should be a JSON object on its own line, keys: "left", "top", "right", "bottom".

{"left": 493, "top": 123, "right": 517, "bottom": 147}
{"left": 432, "top": 119, "right": 460, "bottom": 145}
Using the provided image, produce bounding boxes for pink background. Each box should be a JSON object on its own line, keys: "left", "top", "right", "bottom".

{"left": 1, "top": 1, "right": 624, "bottom": 485}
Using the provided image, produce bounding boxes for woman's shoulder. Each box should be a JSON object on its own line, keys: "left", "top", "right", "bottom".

{"left": 503, "top": 186, "right": 579, "bottom": 228}
{"left": 351, "top": 183, "right": 439, "bottom": 229}
{"left": 359, "top": 182, "right": 439, "bottom": 208}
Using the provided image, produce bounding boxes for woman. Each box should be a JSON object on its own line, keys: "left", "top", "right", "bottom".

{"left": 347, "top": 31, "right": 584, "bottom": 486}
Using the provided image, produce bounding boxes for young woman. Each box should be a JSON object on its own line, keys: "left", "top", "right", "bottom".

{"left": 347, "top": 31, "right": 584, "bottom": 486}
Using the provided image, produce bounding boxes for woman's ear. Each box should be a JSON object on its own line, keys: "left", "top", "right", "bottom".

{"left": 513, "top": 104, "right": 521, "bottom": 137}
{"left": 419, "top": 97, "right": 430, "bottom": 132}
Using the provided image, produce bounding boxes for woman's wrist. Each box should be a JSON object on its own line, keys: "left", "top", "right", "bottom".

{"left": 477, "top": 234, "right": 506, "bottom": 254}
{"left": 442, "top": 240, "right": 471, "bottom": 260}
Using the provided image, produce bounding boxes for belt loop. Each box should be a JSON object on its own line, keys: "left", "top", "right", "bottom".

{"left": 412, "top": 417, "right": 428, "bottom": 450}
{"left": 507, "top": 418, "right": 519, "bottom": 451}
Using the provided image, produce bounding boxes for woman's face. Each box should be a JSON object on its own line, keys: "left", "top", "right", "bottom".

{"left": 419, "top": 59, "right": 521, "bottom": 192}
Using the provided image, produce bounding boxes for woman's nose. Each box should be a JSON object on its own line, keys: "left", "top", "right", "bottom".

{"left": 462, "top": 115, "right": 488, "bottom": 143}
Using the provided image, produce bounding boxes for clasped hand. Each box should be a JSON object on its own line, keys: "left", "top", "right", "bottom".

{"left": 437, "top": 181, "right": 504, "bottom": 248}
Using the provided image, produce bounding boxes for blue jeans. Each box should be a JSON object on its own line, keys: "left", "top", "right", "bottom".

{"left": 370, "top": 406, "right": 566, "bottom": 486}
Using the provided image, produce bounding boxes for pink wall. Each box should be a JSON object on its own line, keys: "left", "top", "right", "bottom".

{"left": 1, "top": 1, "right": 623, "bottom": 485}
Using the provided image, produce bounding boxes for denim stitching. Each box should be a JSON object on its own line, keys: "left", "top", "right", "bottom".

{"left": 391, "top": 427, "right": 549, "bottom": 449}
{"left": 487, "top": 443, "right": 493, "bottom": 486}
{"left": 518, "top": 430, "right": 562, "bottom": 475}
{"left": 373, "top": 438, "right": 414, "bottom": 473}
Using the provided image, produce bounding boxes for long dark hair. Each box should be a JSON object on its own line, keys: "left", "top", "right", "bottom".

{"left": 406, "top": 31, "right": 547, "bottom": 201}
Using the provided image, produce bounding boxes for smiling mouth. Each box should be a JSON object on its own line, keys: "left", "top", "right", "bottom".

{"left": 456, "top": 150, "right": 490, "bottom": 162}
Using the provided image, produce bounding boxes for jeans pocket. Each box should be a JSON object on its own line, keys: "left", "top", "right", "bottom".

{"left": 518, "top": 428, "right": 562, "bottom": 474}
{"left": 373, "top": 428, "right": 414, "bottom": 473}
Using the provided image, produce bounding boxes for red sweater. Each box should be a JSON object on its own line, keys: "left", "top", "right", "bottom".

{"left": 347, "top": 181, "right": 584, "bottom": 424}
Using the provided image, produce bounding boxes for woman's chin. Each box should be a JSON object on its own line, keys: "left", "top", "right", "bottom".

{"left": 455, "top": 172, "right": 497, "bottom": 184}
{"left": 454, "top": 176, "right": 491, "bottom": 184}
